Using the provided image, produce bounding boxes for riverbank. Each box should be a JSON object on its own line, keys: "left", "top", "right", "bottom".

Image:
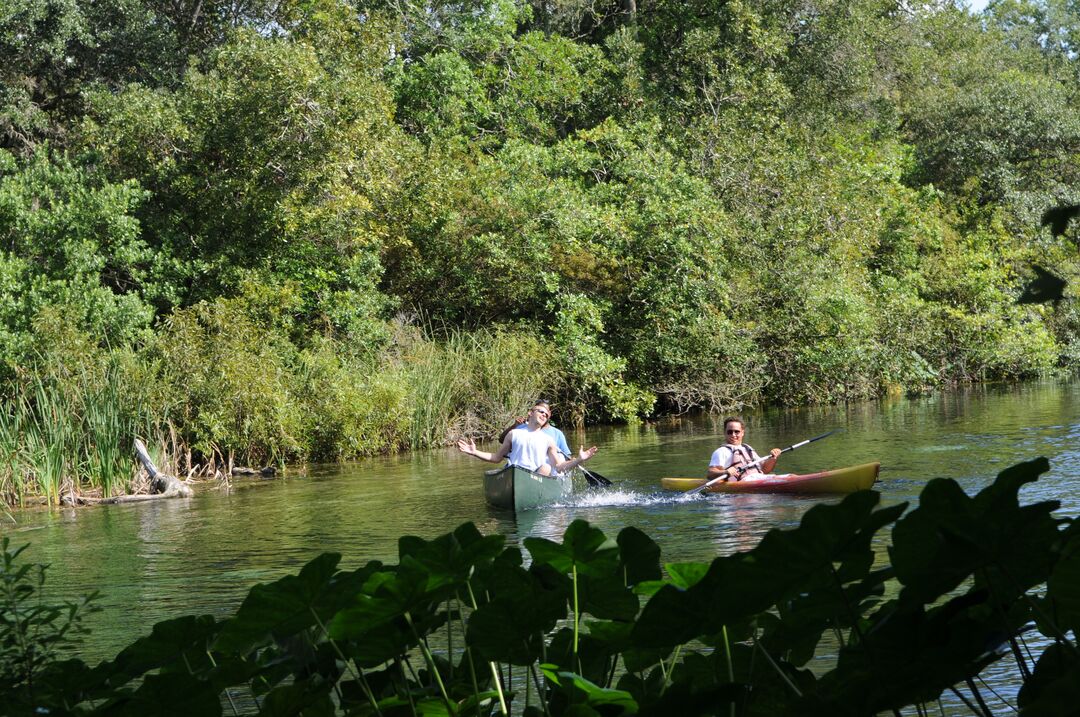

{"left": 0, "top": 317, "right": 1070, "bottom": 508}
{"left": 6, "top": 380, "right": 1080, "bottom": 714}
{"left": 8, "top": 379, "right": 1079, "bottom": 657}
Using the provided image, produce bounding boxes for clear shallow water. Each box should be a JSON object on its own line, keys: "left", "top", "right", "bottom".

{"left": 4, "top": 379, "right": 1079, "bottom": 685}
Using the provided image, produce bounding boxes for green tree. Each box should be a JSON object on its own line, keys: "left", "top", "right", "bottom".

{"left": 82, "top": 25, "right": 410, "bottom": 346}
{"left": 898, "top": 6, "right": 1080, "bottom": 214}
{"left": 0, "top": 148, "right": 153, "bottom": 371}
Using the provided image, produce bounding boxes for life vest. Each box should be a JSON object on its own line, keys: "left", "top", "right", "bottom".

{"left": 729, "top": 445, "right": 762, "bottom": 477}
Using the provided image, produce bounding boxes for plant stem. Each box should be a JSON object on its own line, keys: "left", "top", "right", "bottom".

{"left": 751, "top": 632, "right": 802, "bottom": 697}
{"left": 204, "top": 652, "right": 241, "bottom": 716}
{"left": 572, "top": 563, "right": 580, "bottom": 665}
{"left": 965, "top": 677, "right": 993, "bottom": 717}
{"left": 405, "top": 611, "right": 455, "bottom": 714}
{"left": 463, "top": 580, "right": 508, "bottom": 715}
{"left": 395, "top": 657, "right": 417, "bottom": 716}
{"left": 948, "top": 685, "right": 988, "bottom": 717}
{"left": 529, "top": 663, "right": 551, "bottom": 717}
{"left": 722, "top": 625, "right": 736, "bottom": 717}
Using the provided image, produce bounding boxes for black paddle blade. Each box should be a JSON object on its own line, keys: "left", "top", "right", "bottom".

{"left": 581, "top": 467, "right": 613, "bottom": 488}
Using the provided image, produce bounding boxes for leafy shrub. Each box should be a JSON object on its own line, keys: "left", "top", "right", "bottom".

{"left": 0, "top": 148, "right": 154, "bottom": 374}
{"left": 552, "top": 292, "right": 653, "bottom": 423}
{"left": 0, "top": 538, "right": 99, "bottom": 705}
{"left": 151, "top": 281, "right": 307, "bottom": 467}
{"left": 297, "top": 338, "right": 411, "bottom": 460}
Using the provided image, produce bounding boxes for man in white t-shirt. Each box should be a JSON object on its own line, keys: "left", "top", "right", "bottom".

{"left": 497, "top": 399, "right": 573, "bottom": 470}
{"left": 707, "top": 417, "right": 782, "bottom": 482}
{"left": 458, "top": 402, "right": 598, "bottom": 475}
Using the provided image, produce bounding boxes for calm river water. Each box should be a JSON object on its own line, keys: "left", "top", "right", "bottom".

{"left": 5, "top": 379, "right": 1080, "bottom": 700}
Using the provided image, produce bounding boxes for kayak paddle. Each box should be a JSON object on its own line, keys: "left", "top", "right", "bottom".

{"left": 580, "top": 466, "right": 613, "bottom": 488}
{"left": 685, "top": 429, "right": 840, "bottom": 496}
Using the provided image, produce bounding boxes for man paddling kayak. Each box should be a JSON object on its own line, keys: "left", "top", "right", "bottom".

{"left": 458, "top": 402, "right": 598, "bottom": 475}
{"left": 708, "top": 417, "right": 782, "bottom": 482}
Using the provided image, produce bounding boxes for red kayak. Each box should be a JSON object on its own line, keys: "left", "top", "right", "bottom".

{"left": 661, "top": 462, "right": 880, "bottom": 494}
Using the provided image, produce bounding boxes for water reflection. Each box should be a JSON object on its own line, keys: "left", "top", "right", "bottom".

{"left": 4, "top": 378, "right": 1079, "bottom": 668}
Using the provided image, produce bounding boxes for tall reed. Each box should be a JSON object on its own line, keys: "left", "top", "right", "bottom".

{"left": 19, "top": 378, "right": 74, "bottom": 506}
{"left": 405, "top": 328, "right": 562, "bottom": 449}
{"left": 405, "top": 332, "right": 474, "bottom": 449}
{"left": 80, "top": 362, "right": 129, "bottom": 498}
{"left": 0, "top": 396, "right": 23, "bottom": 503}
{"left": 470, "top": 330, "right": 560, "bottom": 431}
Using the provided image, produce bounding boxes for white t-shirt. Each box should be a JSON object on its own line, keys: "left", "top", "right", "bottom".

{"left": 508, "top": 427, "right": 556, "bottom": 472}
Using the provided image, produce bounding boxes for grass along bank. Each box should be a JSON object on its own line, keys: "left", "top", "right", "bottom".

{"left": 0, "top": 319, "right": 567, "bottom": 507}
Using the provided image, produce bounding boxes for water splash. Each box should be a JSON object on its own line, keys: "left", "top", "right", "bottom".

{"left": 555, "top": 489, "right": 704, "bottom": 508}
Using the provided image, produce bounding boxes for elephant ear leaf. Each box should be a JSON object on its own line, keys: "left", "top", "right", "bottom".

{"left": 1018, "top": 265, "right": 1066, "bottom": 305}
{"left": 1040, "top": 204, "right": 1080, "bottom": 237}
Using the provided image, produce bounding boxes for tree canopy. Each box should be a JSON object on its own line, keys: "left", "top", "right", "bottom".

{"left": 3, "top": 0, "right": 1080, "bottom": 465}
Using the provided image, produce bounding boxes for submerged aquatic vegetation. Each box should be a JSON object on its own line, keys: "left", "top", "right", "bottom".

{"left": 1, "top": 458, "right": 1078, "bottom": 715}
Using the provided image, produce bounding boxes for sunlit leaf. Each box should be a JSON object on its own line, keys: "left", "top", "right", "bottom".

{"left": 539, "top": 664, "right": 639, "bottom": 713}
{"left": 664, "top": 562, "right": 710, "bottom": 590}
{"left": 398, "top": 522, "right": 506, "bottom": 586}
{"left": 526, "top": 520, "right": 618, "bottom": 575}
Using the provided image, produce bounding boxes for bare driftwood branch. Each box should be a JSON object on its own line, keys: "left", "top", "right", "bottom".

{"left": 132, "top": 438, "right": 194, "bottom": 499}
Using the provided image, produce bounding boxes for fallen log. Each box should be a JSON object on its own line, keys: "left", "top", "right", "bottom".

{"left": 232, "top": 466, "right": 276, "bottom": 477}
{"left": 57, "top": 441, "right": 195, "bottom": 506}
{"left": 132, "top": 439, "right": 193, "bottom": 499}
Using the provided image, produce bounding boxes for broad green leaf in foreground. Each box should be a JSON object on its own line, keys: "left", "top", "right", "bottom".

{"left": 889, "top": 458, "right": 1060, "bottom": 606}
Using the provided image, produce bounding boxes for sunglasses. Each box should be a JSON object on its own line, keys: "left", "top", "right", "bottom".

{"left": 726, "top": 429, "right": 743, "bottom": 435}
{"left": 532, "top": 408, "right": 550, "bottom": 417}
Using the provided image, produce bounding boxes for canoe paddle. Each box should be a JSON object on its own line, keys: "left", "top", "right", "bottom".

{"left": 685, "top": 429, "right": 840, "bottom": 496}
{"left": 580, "top": 466, "right": 613, "bottom": 488}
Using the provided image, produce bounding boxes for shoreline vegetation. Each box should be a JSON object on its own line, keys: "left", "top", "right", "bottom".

{"left": 5, "top": 0, "right": 1080, "bottom": 504}
{"left": 3, "top": 459, "right": 1079, "bottom": 715}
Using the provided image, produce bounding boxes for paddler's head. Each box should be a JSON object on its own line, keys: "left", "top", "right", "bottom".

{"left": 723, "top": 417, "right": 745, "bottom": 446}
{"left": 527, "top": 399, "right": 552, "bottom": 428}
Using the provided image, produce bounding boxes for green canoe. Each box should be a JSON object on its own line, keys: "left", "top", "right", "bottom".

{"left": 484, "top": 463, "right": 573, "bottom": 511}
{"left": 661, "top": 462, "right": 880, "bottom": 495}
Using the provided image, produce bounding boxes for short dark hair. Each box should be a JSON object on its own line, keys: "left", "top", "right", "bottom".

{"left": 723, "top": 416, "right": 745, "bottom": 431}
{"left": 533, "top": 399, "right": 552, "bottom": 409}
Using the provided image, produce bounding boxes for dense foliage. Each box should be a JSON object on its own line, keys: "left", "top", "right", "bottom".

{"left": 5, "top": 0, "right": 1080, "bottom": 495}
{"left": 2, "top": 459, "right": 1078, "bottom": 715}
